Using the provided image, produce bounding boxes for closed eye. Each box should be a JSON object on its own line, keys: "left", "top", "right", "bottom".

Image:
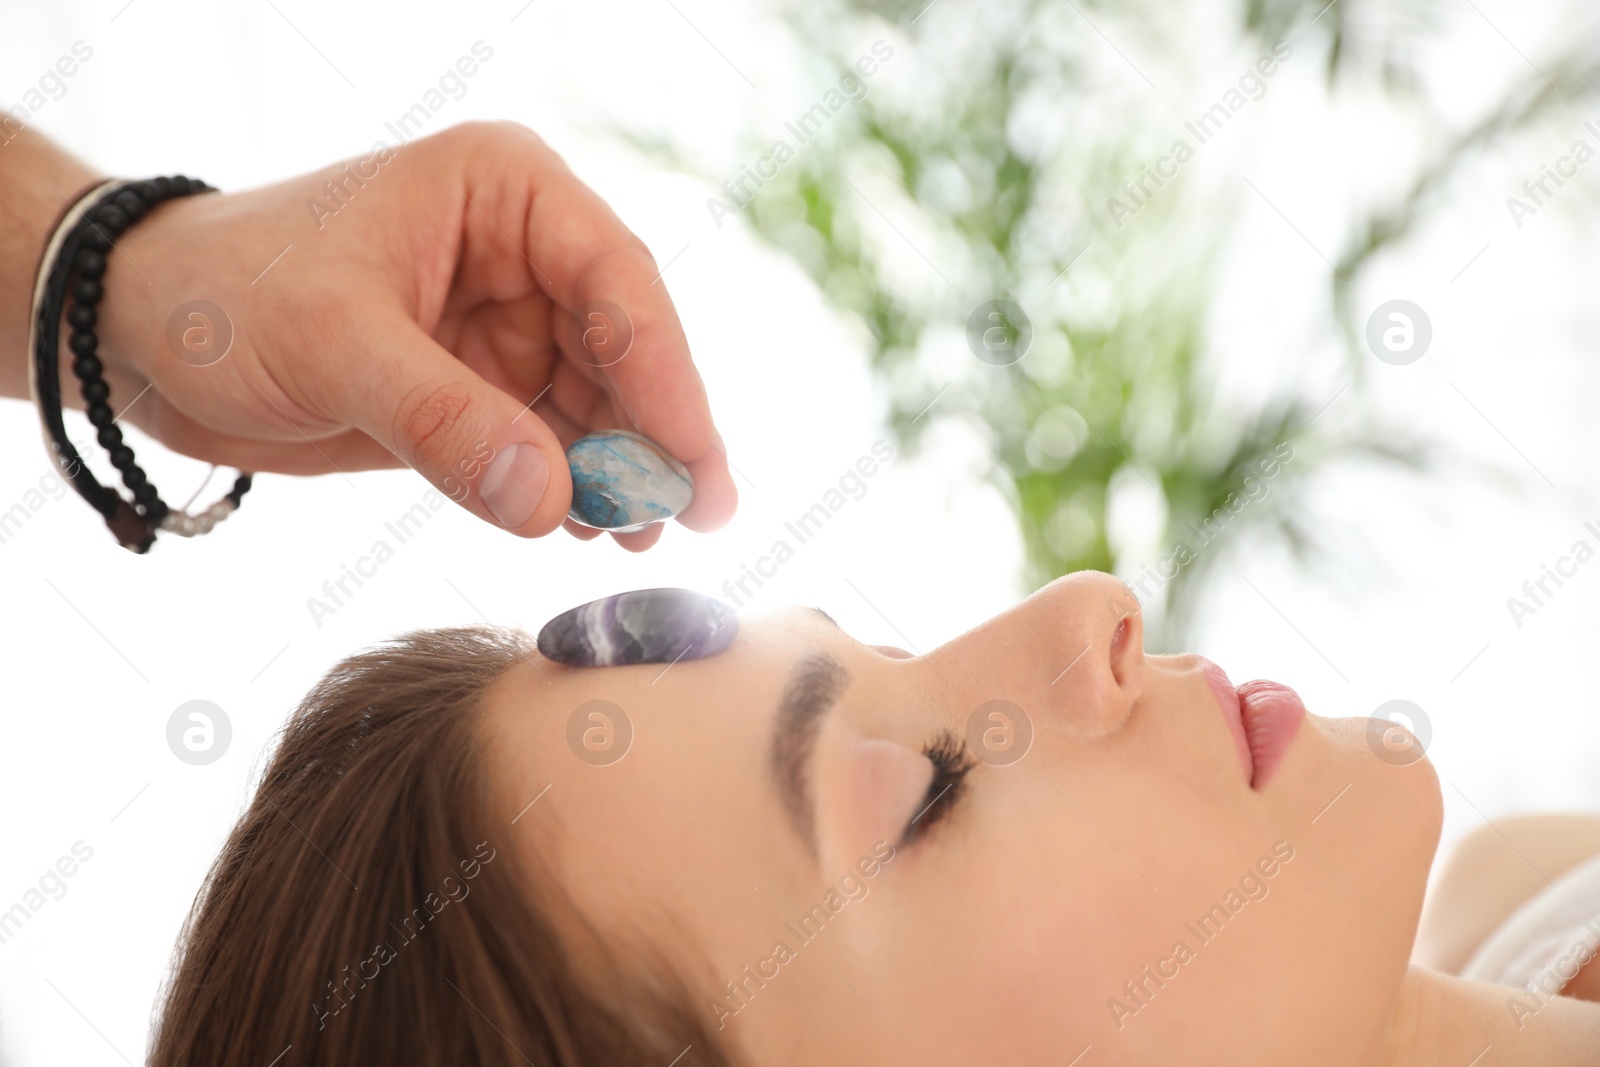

{"left": 901, "top": 729, "right": 975, "bottom": 846}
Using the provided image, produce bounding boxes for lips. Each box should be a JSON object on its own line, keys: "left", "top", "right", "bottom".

{"left": 1200, "top": 660, "right": 1306, "bottom": 790}
{"left": 1235, "top": 680, "right": 1306, "bottom": 789}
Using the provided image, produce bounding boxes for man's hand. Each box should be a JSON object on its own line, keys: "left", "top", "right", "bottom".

{"left": 55, "top": 121, "right": 734, "bottom": 548}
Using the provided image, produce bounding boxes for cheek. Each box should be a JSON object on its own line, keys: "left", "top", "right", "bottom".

{"left": 856, "top": 752, "right": 1339, "bottom": 1061}
{"left": 862, "top": 796, "right": 1175, "bottom": 1060}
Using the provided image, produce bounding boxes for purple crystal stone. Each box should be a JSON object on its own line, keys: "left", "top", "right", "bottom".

{"left": 536, "top": 588, "right": 739, "bottom": 667}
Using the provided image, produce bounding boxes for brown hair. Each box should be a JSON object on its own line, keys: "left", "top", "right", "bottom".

{"left": 150, "top": 625, "right": 732, "bottom": 1067}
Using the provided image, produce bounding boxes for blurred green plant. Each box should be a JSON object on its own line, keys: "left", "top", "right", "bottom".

{"left": 626, "top": 0, "right": 1600, "bottom": 646}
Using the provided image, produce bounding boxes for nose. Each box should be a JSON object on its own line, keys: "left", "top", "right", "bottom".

{"left": 929, "top": 571, "right": 1145, "bottom": 742}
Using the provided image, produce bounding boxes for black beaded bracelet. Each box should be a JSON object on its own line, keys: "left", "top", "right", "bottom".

{"left": 28, "top": 176, "right": 253, "bottom": 553}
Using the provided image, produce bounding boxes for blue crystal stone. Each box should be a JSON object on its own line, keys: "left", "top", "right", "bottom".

{"left": 536, "top": 588, "right": 738, "bottom": 667}
{"left": 566, "top": 430, "right": 695, "bottom": 530}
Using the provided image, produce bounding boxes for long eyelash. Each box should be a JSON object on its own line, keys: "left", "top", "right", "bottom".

{"left": 903, "top": 729, "right": 976, "bottom": 845}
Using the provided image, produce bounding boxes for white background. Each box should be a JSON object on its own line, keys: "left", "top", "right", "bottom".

{"left": 1, "top": 1, "right": 1598, "bottom": 1062}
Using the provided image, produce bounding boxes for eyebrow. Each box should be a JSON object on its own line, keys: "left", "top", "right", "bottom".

{"left": 769, "top": 651, "right": 850, "bottom": 862}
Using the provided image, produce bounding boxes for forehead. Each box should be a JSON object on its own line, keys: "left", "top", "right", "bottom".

{"left": 480, "top": 604, "right": 833, "bottom": 818}
{"left": 476, "top": 605, "right": 837, "bottom": 958}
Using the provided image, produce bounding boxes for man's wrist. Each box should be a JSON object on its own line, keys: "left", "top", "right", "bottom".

{"left": 90, "top": 189, "right": 214, "bottom": 401}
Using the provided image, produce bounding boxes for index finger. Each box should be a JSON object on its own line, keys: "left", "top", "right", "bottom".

{"left": 458, "top": 123, "right": 738, "bottom": 532}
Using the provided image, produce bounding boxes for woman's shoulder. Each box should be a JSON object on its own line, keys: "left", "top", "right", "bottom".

{"left": 1414, "top": 813, "right": 1600, "bottom": 973}
{"left": 1414, "top": 813, "right": 1600, "bottom": 1000}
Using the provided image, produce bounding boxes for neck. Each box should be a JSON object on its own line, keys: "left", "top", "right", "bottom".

{"left": 1381, "top": 965, "right": 1600, "bottom": 1066}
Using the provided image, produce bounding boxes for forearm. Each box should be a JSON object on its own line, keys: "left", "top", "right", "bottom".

{"left": 0, "top": 127, "right": 101, "bottom": 399}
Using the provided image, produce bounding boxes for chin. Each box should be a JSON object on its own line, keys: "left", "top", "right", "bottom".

{"left": 1276, "top": 714, "right": 1443, "bottom": 1059}
{"left": 1317, "top": 711, "right": 1444, "bottom": 861}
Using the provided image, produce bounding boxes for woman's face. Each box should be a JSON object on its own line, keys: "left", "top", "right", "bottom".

{"left": 483, "top": 573, "right": 1442, "bottom": 1066}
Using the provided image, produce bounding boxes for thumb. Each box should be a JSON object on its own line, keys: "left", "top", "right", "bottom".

{"left": 330, "top": 316, "right": 572, "bottom": 536}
